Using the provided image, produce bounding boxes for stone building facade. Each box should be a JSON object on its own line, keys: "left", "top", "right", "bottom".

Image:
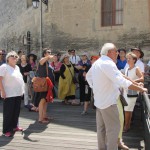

{"left": 0, "top": 0, "right": 150, "bottom": 57}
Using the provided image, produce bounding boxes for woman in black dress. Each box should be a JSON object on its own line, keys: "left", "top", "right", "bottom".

{"left": 34, "top": 49, "right": 54, "bottom": 123}
{"left": 77, "top": 53, "right": 91, "bottom": 107}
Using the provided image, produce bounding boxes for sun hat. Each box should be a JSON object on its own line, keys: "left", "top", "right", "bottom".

{"left": 131, "top": 48, "right": 144, "bottom": 58}
{"left": 28, "top": 53, "right": 37, "bottom": 60}
{"left": 60, "top": 53, "right": 70, "bottom": 62}
{"left": 81, "top": 52, "right": 89, "bottom": 59}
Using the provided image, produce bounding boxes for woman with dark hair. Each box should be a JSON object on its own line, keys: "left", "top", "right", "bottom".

{"left": 81, "top": 55, "right": 99, "bottom": 115}
{"left": 18, "top": 54, "right": 32, "bottom": 107}
{"left": 76, "top": 53, "right": 91, "bottom": 105}
{"left": 34, "top": 49, "right": 54, "bottom": 123}
{"left": 27, "top": 54, "right": 37, "bottom": 107}
{"left": 0, "top": 50, "right": 5, "bottom": 66}
{"left": 116, "top": 49, "right": 127, "bottom": 70}
{"left": 28, "top": 54, "right": 37, "bottom": 71}
{"left": 50, "top": 54, "right": 62, "bottom": 82}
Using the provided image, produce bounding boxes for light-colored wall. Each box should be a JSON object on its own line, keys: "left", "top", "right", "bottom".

{"left": 0, "top": 0, "right": 149, "bottom": 55}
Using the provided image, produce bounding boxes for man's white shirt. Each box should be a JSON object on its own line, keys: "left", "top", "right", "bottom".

{"left": 86, "top": 55, "right": 132, "bottom": 109}
{"left": 69, "top": 55, "right": 80, "bottom": 65}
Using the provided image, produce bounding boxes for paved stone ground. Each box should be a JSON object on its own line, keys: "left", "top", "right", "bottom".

{"left": 0, "top": 100, "right": 145, "bottom": 150}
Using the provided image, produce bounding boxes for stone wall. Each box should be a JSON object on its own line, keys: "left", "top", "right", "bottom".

{"left": 0, "top": 0, "right": 149, "bottom": 55}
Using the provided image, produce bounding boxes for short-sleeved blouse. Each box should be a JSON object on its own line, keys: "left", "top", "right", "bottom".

{"left": 0, "top": 64, "right": 24, "bottom": 98}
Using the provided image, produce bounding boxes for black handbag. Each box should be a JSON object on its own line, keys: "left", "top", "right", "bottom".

{"left": 72, "top": 76, "right": 78, "bottom": 84}
{"left": 67, "top": 64, "right": 78, "bottom": 84}
{"left": 119, "top": 89, "right": 128, "bottom": 106}
{"left": 120, "top": 94, "right": 128, "bottom": 106}
{"left": 127, "top": 89, "right": 138, "bottom": 97}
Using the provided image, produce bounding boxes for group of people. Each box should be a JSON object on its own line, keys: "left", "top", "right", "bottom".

{"left": 0, "top": 45, "right": 149, "bottom": 150}
{"left": 0, "top": 48, "right": 98, "bottom": 137}
{"left": 86, "top": 44, "right": 147, "bottom": 150}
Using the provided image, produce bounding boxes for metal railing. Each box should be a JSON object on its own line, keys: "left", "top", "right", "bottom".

{"left": 142, "top": 92, "right": 150, "bottom": 150}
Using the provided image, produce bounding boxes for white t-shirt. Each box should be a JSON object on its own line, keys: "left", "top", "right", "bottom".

{"left": 135, "top": 59, "right": 145, "bottom": 73}
{"left": 0, "top": 64, "right": 25, "bottom": 98}
{"left": 69, "top": 55, "right": 80, "bottom": 65}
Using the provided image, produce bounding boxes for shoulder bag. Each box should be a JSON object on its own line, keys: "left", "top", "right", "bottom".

{"left": 119, "top": 89, "right": 128, "bottom": 106}
{"left": 67, "top": 64, "right": 78, "bottom": 84}
{"left": 32, "top": 63, "right": 48, "bottom": 92}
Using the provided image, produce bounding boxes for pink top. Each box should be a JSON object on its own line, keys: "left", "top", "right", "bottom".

{"left": 30, "top": 62, "right": 36, "bottom": 70}
{"left": 50, "top": 61, "right": 62, "bottom": 72}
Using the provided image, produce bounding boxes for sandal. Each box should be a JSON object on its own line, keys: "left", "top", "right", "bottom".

{"left": 30, "top": 106, "right": 38, "bottom": 112}
{"left": 44, "top": 116, "right": 54, "bottom": 121}
{"left": 62, "top": 101, "right": 70, "bottom": 105}
{"left": 71, "top": 102, "right": 80, "bottom": 106}
{"left": 35, "top": 107, "right": 39, "bottom": 112}
{"left": 38, "top": 120, "right": 49, "bottom": 124}
{"left": 123, "top": 127, "right": 130, "bottom": 133}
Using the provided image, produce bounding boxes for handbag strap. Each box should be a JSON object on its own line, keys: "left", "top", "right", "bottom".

{"left": 127, "top": 69, "right": 129, "bottom": 77}
{"left": 119, "top": 88, "right": 123, "bottom": 95}
{"left": 64, "top": 63, "right": 74, "bottom": 77}
{"left": 126, "top": 66, "right": 136, "bottom": 76}
{"left": 46, "top": 62, "right": 48, "bottom": 77}
{"left": 36, "top": 61, "right": 48, "bottom": 77}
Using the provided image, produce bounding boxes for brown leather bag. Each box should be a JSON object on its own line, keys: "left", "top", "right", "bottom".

{"left": 32, "top": 63, "right": 48, "bottom": 92}
{"left": 32, "top": 77, "right": 48, "bottom": 92}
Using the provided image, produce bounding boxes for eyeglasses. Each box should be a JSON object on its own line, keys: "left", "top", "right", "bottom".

{"left": 0, "top": 53, "right": 4, "bottom": 55}
{"left": 10, "top": 55, "right": 18, "bottom": 59}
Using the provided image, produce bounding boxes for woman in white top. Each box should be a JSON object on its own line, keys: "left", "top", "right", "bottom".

{"left": 0, "top": 51, "right": 24, "bottom": 137}
{"left": 123, "top": 48, "right": 145, "bottom": 74}
{"left": 131, "top": 48, "right": 145, "bottom": 73}
{"left": 124, "top": 52, "right": 144, "bottom": 132}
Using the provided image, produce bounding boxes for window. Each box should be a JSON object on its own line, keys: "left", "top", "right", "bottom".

{"left": 27, "top": 0, "right": 32, "bottom": 8}
{"left": 101, "top": 0, "right": 123, "bottom": 26}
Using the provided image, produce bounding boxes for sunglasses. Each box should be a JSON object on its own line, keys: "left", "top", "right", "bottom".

{"left": 0, "top": 53, "right": 4, "bottom": 55}
{"left": 10, "top": 55, "right": 18, "bottom": 59}
{"left": 46, "top": 51, "right": 51, "bottom": 54}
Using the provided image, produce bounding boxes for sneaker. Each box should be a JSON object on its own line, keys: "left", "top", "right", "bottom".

{"left": 13, "top": 127, "right": 23, "bottom": 132}
{"left": 81, "top": 111, "right": 88, "bottom": 115}
{"left": 3, "top": 132, "right": 12, "bottom": 137}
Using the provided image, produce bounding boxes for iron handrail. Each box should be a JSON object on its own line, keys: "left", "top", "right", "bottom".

{"left": 143, "top": 92, "right": 150, "bottom": 113}
{"left": 142, "top": 92, "right": 150, "bottom": 150}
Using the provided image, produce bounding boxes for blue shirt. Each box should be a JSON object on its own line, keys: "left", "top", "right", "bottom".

{"left": 0, "top": 60, "right": 5, "bottom": 66}
{"left": 116, "top": 59, "right": 127, "bottom": 70}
